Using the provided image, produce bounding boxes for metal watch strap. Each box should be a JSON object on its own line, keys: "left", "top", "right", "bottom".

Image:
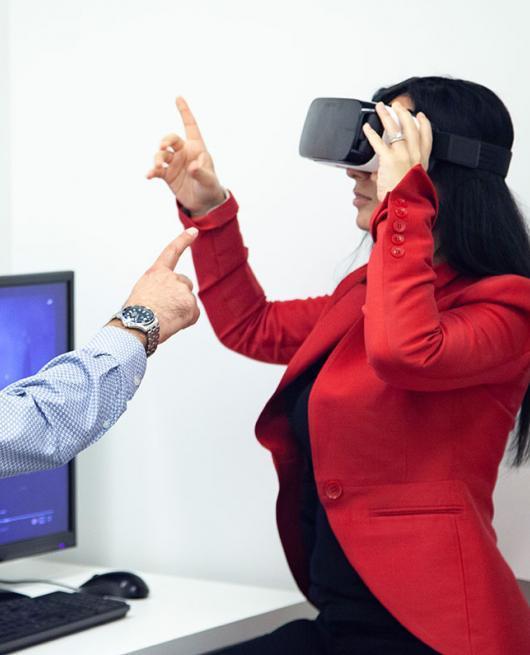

{"left": 112, "top": 308, "right": 160, "bottom": 358}
{"left": 144, "top": 322, "right": 160, "bottom": 357}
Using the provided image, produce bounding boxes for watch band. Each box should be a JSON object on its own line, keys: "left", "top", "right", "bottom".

{"left": 112, "top": 307, "right": 160, "bottom": 358}
{"left": 144, "top": 321, "right": 160, "bottom": 357}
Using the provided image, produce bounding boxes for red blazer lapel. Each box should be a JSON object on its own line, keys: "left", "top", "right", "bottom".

{"left": 276, "top": 264, "right": 368, "bottom": 394}
{"left": 256, "top": 263, "right": 368, "bottom": 462}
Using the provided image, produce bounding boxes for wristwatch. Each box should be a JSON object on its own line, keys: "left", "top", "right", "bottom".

{"left": 112, "top": 305, "right": 160, "bottom": 357}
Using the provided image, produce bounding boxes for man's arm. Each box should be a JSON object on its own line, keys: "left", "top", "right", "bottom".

{"left": 0, "top": 327, "right": 146, "bottom": 478}
{"left": 0, "top": 228, "right": 200, "bottom": 479}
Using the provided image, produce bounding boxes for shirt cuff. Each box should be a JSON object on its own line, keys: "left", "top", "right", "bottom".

{"left": 82, "top": 327, "right": 147, "bottom": 399}
{"left": 369, "top": 164, "right": 439, "bottom": 242}
{"left": 177, "top": 190, "right": 239, "bottom": 231}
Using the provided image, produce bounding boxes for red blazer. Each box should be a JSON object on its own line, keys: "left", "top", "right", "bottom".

{"left": 179, "top": 164, "right": 530, "bottom": 655}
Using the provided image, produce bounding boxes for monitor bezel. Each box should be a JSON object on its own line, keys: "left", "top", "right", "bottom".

{"left": 0, "top": 271, "right": 76, "bottom": 562}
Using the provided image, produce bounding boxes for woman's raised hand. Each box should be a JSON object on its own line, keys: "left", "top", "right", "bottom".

{"left": 146, "top": 97, "right": 226, "bottom": 215}
{"left": 362, "top": 101, "right": 433, "bottom": 202}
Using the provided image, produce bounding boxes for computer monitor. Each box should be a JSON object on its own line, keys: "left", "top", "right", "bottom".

{"left": 0, "top": 271, "right": 76, "bottom": 562}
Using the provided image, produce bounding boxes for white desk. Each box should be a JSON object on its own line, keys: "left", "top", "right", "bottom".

{"left": 0, "top": 558, "right": 317, "bottom": 654}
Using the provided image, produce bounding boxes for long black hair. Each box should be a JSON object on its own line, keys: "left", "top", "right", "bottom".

{"left": 367, "top": 76, "right": 530, "bottom": 467}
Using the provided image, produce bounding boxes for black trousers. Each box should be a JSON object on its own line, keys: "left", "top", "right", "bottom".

{"left": 208, "top": 615, "right": 440, "bottom": 655}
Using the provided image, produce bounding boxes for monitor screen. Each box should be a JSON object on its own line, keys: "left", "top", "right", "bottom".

{"left": 0, "top": 272, "right": 76, "bottom": 561}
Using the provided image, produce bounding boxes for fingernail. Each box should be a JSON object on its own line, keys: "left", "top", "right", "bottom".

{"left": 186, "top": 227, "right": 199, "bottom": 237}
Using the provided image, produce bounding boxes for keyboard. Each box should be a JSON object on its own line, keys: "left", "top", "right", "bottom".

{"left": 0, "top": 591, "right": 129, "bottom": 653}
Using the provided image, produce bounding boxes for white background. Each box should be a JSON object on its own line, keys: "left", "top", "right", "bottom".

{"left": 2, "top": 0, "right": 530, "bottom": 587}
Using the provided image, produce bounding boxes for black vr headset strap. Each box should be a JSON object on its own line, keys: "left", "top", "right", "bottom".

{"left": 431, "top": 129, "right": 512, "bottom": 177}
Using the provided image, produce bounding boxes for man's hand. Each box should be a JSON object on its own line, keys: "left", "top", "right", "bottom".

{"left": 118, "top": 228, "right": 201, "bottom": 344}
{"left": 146, "top": 97, "right": 226, "bottom": 215}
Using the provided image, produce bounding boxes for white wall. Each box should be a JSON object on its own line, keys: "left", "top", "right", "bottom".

{"left": 7, "top": 0, "right": 530, "bottom": 587}
{"left": 0, "top": 0, "right": 9, "bottom": 274}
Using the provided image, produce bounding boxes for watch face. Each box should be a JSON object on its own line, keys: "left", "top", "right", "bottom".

{"left": 122, "top": 305, "right": 155, "bottom": 325}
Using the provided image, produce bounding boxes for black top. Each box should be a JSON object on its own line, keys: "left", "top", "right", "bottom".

{"left": 284, "top": 357, "right": 439, "bottom": 652}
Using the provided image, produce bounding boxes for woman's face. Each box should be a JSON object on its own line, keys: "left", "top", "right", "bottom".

{"left": 347, "top": 94, "right": 414, "bottom": 231}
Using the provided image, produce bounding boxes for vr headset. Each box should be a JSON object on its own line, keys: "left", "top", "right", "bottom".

{"left": 299, "top": 98, "right": 512, "bottom": 177}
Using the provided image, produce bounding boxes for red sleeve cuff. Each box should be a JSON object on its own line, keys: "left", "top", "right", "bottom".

{"left": 177, "top": 192, "right": 239, "bottom": 231}
{"left": 369, "top": 164, "right": 439, "bottom": 241}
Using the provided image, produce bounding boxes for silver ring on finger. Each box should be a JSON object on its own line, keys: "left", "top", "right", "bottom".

{"left": 388, "top": 131, "right": 406, "bottom": 145}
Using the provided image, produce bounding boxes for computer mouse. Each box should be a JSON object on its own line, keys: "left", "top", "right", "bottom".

{"left": 79, "top": 571, "right": 149, "bottom": 599}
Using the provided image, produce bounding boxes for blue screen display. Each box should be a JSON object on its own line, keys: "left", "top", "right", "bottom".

{"left": 0, "top": 282, "right": 70, "bottom": 546}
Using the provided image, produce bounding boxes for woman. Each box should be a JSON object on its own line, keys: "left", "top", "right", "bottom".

{"left": 147, "top": 77, "right": 530, "bottom": 654}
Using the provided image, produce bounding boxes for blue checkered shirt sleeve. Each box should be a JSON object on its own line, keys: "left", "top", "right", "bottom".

{"left": 0, "top": 326, "right": 147, "bottom": 478}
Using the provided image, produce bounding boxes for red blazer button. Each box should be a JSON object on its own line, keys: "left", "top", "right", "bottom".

{"left": 392, "top": 220, "right": 407, "bottom": 233}
{"left": 391, "top": 234, "right": 405, "bottom": 244}
{"left": 394, "top": 206, "right": 408, "bottom": 218}
{"left": 395, "top": 197, "right": 408, "bottom": 207}
{"left": 390, "top": 246, "right": 405, "bottom": 258}
{"left": 324, "top": 481, "right": 343, "bottom": 500}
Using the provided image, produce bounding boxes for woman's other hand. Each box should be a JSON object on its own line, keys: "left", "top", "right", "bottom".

{"left": 146, "top": 97, "right": 226, "bottom": 215}
{"left": 362, "top": 100, "right": 433, "bottom": 202}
